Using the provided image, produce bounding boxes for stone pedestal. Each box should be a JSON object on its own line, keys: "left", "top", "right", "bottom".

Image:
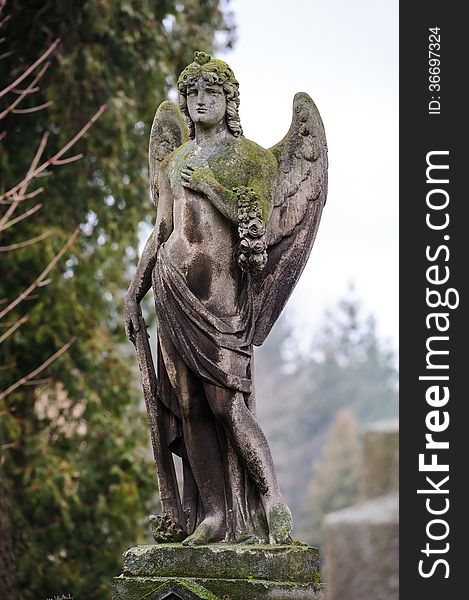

{"left": 113, "top": 543, "right": 324, "bottom": 600}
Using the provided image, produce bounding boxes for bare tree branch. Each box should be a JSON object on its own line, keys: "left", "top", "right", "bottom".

{"left": 12, "top": 101, "right": 52, "bottom": 114}
{"left": 0, "top": 60, "right": 51, "bottom": 120}
{"left": 0, "top": 105, "right": 106, "bottom": 203}
{"left": 0, "top": 230, "right": 51, "bottom": 251}
{"left": 0, "top": 131, "right": 48, "bottom": 224}
{"left": 11, "top": 187, "right": 43, "bottom": 202}
{"left": 52, "top": 153, "right": 83, "bottom": 166}
{"left": 11, "top": 86, "right": 40, "bottom": 94}
{"left": 1, "top": 442, "right": 17, "bottom": 451}
{"left": 37, "top": 278, "right": 51, "bottom": 288}
{"left": 0, "top": 38, "right": 59, "bottom": 99}
{"left": 0, "top": 337, "right": 76, "bottom": 401}
{"left": 0, "top": 13, "right": 11, "bottom": 30}
{"left": 47, "top": 106, "right": 106, "bottom": 164}
{"left": 0, "top": 226, "right": 79, "bottom": 320}
{"left": 0, "top": 314, "right": 29, "bottom": 344}
{"left": 23, "top": 377, "right": 52, "bottom": 386}
{"left": 0, "top": 202, "right": 42, "bottom": 232}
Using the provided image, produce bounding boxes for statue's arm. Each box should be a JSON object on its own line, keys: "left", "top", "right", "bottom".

{"left": 181, "top": 164, "right": 238, "bottom": 223}
{"left": 127, "top": 229, "right": 158, "bottom": 303}
{"left": 181, "top": 154, "right": 274, "bottom": 225}
{"left": 124, "top": 171, "right": 173, "bottom": 341}
{"left": 246, "top": 174, "right": 274, "bottom": 225}
{"left": 203, "top": 177, "right": 238, "bottom": 223}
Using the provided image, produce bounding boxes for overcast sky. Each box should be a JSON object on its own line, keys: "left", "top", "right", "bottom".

{"left": 220, "top": 0, "right": 398, "bottom": 352}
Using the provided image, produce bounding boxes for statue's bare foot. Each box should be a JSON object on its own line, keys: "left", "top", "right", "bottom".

{"left": 238, "top": 532, "right": 268, "bottom": 545}
{"left": 266, "top": 497, "right": 293, "bottom": 545}
{"left": 182, "top": 514, "right": 225, "bottom": 546}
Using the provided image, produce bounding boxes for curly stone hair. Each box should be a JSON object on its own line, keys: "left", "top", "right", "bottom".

{"left": 177, "top": 51, "right": 243, "bottom": 139}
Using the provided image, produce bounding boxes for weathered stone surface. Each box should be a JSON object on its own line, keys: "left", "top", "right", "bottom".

{"left": 361, "top": 419, "right": 399, "bottom": 500}
{"left": 324, "top": 493, "right": 398, "bottom": 600}
{"left": 123, "top": 50, "right": 328, "bottom": 547}
{"left": 122, "top": 543, "right": 319, "bottom": 584}
{"left": 113, "top": 576, "right": 324, "bottom": 600}
{"left": 113, "top": 576, "right": 220, "bottom": 600}
{"left": 324, "top": 420, "right": 399, "bottom": 600}
{"left": 113, "top": 543, "right": 323, "bottom": 600}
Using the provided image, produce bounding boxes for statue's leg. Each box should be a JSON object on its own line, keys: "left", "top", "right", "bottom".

{"left": 203, "top": 382, "right": 293, "bottom": 544}
{"left": 158, "top": 338, "right": 227, "bottom": 545}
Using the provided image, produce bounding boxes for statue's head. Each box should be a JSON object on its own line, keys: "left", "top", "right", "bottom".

{"left": 177, "top": 51, "right": 243, "bottom": 139}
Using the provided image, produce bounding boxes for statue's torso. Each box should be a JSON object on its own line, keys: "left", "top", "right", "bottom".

{"left": 162, "top": 137, "right": 275, "bottom": 318}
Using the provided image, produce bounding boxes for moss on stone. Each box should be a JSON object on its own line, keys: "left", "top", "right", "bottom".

{"left": 113, "top": 576, "right": 325, "bottom": 600}
{"left": 122, "top": 543, "right": 319, "bottom": 583}
{"left": 311, "top": 570, "right": 322, "bottom": 584}
{"left": 166, "top": 136, "right": 277, "bottom": 226}
{"left": 208, "top": 136, "right": 277, "bottom": 223}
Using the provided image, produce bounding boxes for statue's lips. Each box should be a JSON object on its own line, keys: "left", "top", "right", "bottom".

{"left": 196, "top": 108, "right": 207, "bottom": 114}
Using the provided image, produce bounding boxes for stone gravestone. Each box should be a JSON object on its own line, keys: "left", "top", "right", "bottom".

{"left": 324, "top": 420, "right": 399, "bottom": 600}
{"left": 116, "top": 51, "right": 328, "bottom": 599}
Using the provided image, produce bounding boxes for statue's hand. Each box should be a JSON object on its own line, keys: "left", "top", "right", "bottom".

{"left": 181, "top": 164, "right": 216, "bottom": 195}
{"left": 123, "top": 293, "right": 141, "bottom": 345}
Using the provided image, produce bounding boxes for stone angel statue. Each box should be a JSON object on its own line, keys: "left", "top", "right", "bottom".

{"left": 123, "top": 51, "right": 328, "bottom": 546}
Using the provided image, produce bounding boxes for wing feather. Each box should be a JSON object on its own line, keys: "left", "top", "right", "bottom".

{"left": 267, "top": 92, "right": 327, "bottom": 244}
{"left": 253, "top": 92, "right": 328, "bottom": 345}
{"left": 149, "top": 101, "right": 189, "bottom": 208}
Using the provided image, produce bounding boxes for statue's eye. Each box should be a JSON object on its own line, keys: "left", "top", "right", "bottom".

{"left": 188, "top": 89, "right": 197, "bottom": 96}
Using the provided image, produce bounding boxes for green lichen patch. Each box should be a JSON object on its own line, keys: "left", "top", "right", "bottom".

{"left": 311, "top": 570, "right": 322, "bottom": 584}
{"left": 166, "top": 136, "right": 278, "bottom": 226}
{"left": 113, "top": 576, "right": 325, "bottom": 600}
{"left": 208, "top": 137, "right": 277, "bottom": 224}
{"left": 122, "top": 543, "right": 319, "bottom": 584}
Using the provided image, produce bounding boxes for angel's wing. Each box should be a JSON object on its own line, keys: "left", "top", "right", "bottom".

{"left": 149, "top": 101, "right": 189, "bottom": 207}
{"left": 252, "top": 92, "right": 328, "bottom": 346}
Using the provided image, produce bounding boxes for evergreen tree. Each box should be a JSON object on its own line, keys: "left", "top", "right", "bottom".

{"left": 308, "top": 408, "right": 361, "bottom": 548}
{"left": 0, "top": 2, "right": 234, "bottom": 598}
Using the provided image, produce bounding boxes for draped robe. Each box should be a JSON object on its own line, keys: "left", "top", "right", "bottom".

{"left": 152, "top": 244, "right": 268, "bottom": 541}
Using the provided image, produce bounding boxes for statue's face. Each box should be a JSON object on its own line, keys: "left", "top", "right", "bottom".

{"left": 186, "top": 78, "right": 226, "bottom": 129}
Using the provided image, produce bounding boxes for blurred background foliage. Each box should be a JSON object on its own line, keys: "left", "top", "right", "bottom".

{"left": 256, "top": 293, "right": 398, "bottom": 547}
{"left": 0, "top": 1, "right": 397, "bottom": 598}
{"left": 0, "top": 1, "right": 235, "bottom": 598}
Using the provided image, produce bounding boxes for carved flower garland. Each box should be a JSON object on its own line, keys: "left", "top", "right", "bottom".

{"left": 234, "top": 186, "right": 268, "bottom": 273}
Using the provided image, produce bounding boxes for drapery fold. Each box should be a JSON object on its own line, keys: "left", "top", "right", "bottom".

{"left": 151, "top": 244, "right": 268, "bottom": 541}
